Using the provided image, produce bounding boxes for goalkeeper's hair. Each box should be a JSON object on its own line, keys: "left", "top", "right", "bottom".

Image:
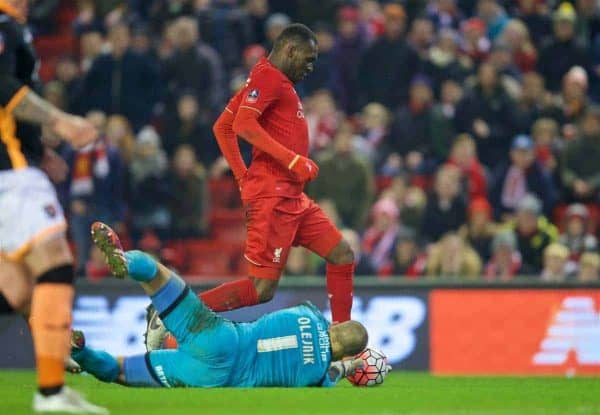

{"left": 331, "top": 320, "right": 368, "bottom": 357}
{"left": 272, "top": 23, "right": 317, "bottom": 52}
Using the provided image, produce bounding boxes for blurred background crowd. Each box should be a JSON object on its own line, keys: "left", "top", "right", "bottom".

{"left": 31, "top": 0, "right": 600, "bottom": 281}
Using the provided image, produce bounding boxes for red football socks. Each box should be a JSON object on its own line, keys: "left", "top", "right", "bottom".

{"left": 199, "top": 278, "right": 259, "bottom": 312}
{"left": 326, "top": 263, "right": 354, "bottom": 323}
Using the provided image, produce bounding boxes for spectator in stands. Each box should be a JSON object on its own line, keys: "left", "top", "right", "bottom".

{"left": 491, "top": 134, "right": 557, "bottom": 219}
{"left": 79, "top": 28, "right": 104, "bottom": 73}
{"left": 427, "top": 0, "right": 464, "bottom": 31}
{"left": 446, "top": 133, "right": 487, "bottom": 200}
{"left": 387, "top": 76, "right": 436, "bottom": 173}
{"left": 149, "top": 0, "right": 194, "bottom": 33}
{"left": 563, "top": 106, "right": 600, "bottom": 202}
{"left": 459, "top": 197, "right": 497, "bottom": 263}
{"left": 537, "top": 2, "right": 591, "bottom": 92}
{"left": 574, "top": 0, "right": 600, "bottom": 48}
{"left": 129, "top": 126, "right": 171, "bottom": 241}
{"left": 540, "top": 243, "right": 570, "bottom": 281}
{"left": 409, "top": 17, "right": 435, "bottom": 59}
{"left": 161, "top": 17, "right": 222, "bottom": 117}
{"left": 60, "top": 110, "right": 126, "bottom": 275}
{"left": 460, "top": 17, "right": 491, "bottom": 64}
{"left": 430, "top": 79, "right": 464, "bottom": 161}
{"left": 357, "top": 102, "right": 391, "bottom": 164}
{"left": 577, "top": 252, "right": 600, "bottom": 281}
{"left": 559, "top": 203, "right": 598, "bottom": 266}
{"left": 511, "top": 194, "right": 558, "bottom": 274}
{"left": 477, "top": 0, "right": 509, "bottom": 40}
{"left": 331, "top": 6, "right": 367, "bottom": 113}
{"left": 105, "top": 115, "right": 135, "bottom": 164}
{"left": 168, "top": 145, "right": 209, "bottom": 239}
{"left": 163, "top": 92, "right": 217, "bottom": 167}
{"left": 358, "top": 3, "right": 419, "bottom": 108}
{"left": 516, "top": 72, "right": 551, "bottom": 133}
{"left": 309, "top": 122, "right": 375, "bottom": 230}
{"left": 303, "top": 23, "right": 335, "bottom": 95}
{"left": 455, "top": 62, "right": 518, "bottom": 168}
{"left": 388, "top": 227, "right": 427, "bottom": 278}
{"left": 425, "top": 28, "right": 471, "bottom": 92}
{"left": 514, "top": 0, "right": 552, "bottom": 47}
{"left": 531, "top": 117, "right": 562, "bottom": 175}
{"left": 485, "top": 43, "right": 521, "bottom": 97}
{"left": 545, "top": 66, "right": 590, "bottom": 135}
{"left": 498, "top": 18, "right": 538, "bottom": 73}
{"left": 484, "top": 230, "right": 522, "bottom": 280}
{"left": 82, "top": 22, "right": 160, "bottom": 129}
{"left": 54, "top": 55, "right": 83, "bottom": 113}
{"left": 400, "top": 185, "right": 428, "bottom": 231}
{"left": 362, "top": 198, "right": 402, "bottom": 275}
{"left": 264, "top": 13, "right": 290, "bottom": 50}
{"left": 426, "top": 232, "right": 482, "bottom": 278}
{"left": 421, "top": 165, "right": 467, "bottom": 243}
{"left": 305, "top": 90, "right": 340, "bottom": 154}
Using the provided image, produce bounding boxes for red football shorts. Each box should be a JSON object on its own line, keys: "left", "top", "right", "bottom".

{"left": 243, "top": 193, "right": 342, "bottom": 280}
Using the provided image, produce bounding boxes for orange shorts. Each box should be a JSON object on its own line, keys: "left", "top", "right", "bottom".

{"left": 243, "top": 193, "right": 342, "bottom": 279}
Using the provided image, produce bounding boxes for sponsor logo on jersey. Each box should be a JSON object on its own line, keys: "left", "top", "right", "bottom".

{"left": 296, "top": 101, "right": 304, "bottom": 119}
{"left": 246, "top": 89, "right": 260, "bottom": 103}
{"left": 273, "top": 247, "right": 283, "bottom": 263}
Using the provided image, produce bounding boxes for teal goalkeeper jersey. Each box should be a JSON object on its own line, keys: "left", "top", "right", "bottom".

{"left": 229, "top": 302, "right": 332, "bottom": 387}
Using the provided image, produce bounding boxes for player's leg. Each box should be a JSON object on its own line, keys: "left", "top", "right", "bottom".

{"left": 197, "top": 197, "right": 297, "bottom": 310}
{"left": 0, "top": 259, "right": 33, "bottom": 315}
{"left": 295, "top": 195, "right": 354, "bottom": 323}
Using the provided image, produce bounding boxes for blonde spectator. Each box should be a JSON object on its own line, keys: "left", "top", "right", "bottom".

{"left": 541, "top": 243, "right": 570, "bottom": 281}
{"left": 106, "top": 115, "right": 135, "bottom": 163}
{"left": 426, "top": 233, "right": 482, "bottom": 278}
{"left": 446, "top": 133, "right": 487, "bottom": 200}
{"left": 498, "top": 19, "right": 537, "bottom": 72}
{"left": 577, "top": 253, "right": 600, "bottom": 282}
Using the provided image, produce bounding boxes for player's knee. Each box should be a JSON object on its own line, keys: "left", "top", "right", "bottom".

{"left": 252, "top": 278, "right": 277, "bottom": 303}
{"left": 327, "top": 239, "right": 355, "bottom": 265}
{"left": 35, "top": 264, "right": 75, "bottom": 285}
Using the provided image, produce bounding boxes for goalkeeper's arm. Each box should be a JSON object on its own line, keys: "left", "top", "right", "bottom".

{"left": 320, "top": 358, "right": 363, "bottom": 387}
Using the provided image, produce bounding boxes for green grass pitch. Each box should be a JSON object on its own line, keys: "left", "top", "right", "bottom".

{"left": 1, "top": 371, "right": 599, "bottom": 415}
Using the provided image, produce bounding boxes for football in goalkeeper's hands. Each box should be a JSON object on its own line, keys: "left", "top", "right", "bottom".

{"left": 346, "top": 348, "right": 391, "bottom": 386}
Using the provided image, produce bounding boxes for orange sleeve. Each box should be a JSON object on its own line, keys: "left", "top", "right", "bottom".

{"left": 213, "top": 107, "right": 247, "bottom": 182}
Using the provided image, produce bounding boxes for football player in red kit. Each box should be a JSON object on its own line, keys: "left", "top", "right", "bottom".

{"left": 142, "top": 24, "right": 355, "bottom": 350}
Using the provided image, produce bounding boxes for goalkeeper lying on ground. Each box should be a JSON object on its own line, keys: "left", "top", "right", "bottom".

{"left": 70, "top": 222, "right": 368, "bottom": 388}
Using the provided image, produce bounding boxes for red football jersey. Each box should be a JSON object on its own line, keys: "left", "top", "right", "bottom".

{"left": 227, "top": 57, "right": 309, "bottom": 200}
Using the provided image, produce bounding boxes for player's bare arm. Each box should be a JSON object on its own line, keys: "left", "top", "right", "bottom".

{"left": 12, "top": 89, "right": 98, "bottom": 149}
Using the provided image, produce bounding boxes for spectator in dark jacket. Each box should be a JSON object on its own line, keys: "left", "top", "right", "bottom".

{"left": 511, "top": 194, "right": 558, "bottom": 275}
{"left": 491, "top": 135, "right": 557, "bottom": 219}
{"left": 358, "top": 3, "right": 420, "bottom": 109}
{"left": 536, "top": 3, "right": 591, "bottom": 92}
{"left": 387, "top": 76, "right": 437, "bottom": 173}
{"left": 302, "top": 23, "right": 335, "bottom": 96}
{"left": 421, "top": 165, "right": 467, "bottom": 243}
{"left": 562, "top": 106, "right": 600, "bottom": 202}
{"left": 168, "top": 145, "right": 209, "bottom": 239}
{"left": 81, "top": 22, "right": 160, "bottom": 130}
{"left": 309, "top": 122, "right": 375, "bottom": 230}
{"left": 162, "top": 93, "right": 218, "bottom": 168}
{"left": 331, "top": 6, "right": 368, "bottom": 113}
{"left": 162, "top": 17, "right": 221, "bottom": 117}
{"left": 455, "top": 62, "right": 518, "bottom": 168}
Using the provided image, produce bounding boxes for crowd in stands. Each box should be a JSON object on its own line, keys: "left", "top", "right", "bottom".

{"left": 36, "top": 0, "right": 600, "bottom": 280}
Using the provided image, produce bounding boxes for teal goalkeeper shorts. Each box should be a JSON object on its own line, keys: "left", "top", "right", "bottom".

{"left": 145, "top": 288, "right": 240, "bottom": 387}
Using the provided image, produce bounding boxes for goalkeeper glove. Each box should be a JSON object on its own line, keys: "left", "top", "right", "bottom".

{"left": 326, "top": 358, "right": 364, "bottom": 383}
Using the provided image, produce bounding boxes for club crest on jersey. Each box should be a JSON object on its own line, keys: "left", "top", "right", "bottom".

{"left": 246, "top": 89, "right": 260, "bottom": 103}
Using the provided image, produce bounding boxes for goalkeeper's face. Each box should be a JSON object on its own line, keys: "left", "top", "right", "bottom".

{"left": 329, "top": 320, "right": 369, "bottom": 361}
